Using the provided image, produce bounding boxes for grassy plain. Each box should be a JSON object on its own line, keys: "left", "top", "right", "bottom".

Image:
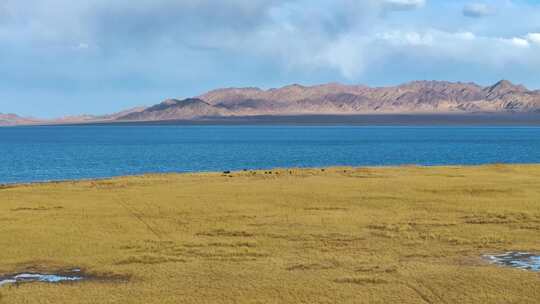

{"left": 0, "top": 165, "right": 539, "bottom": 303}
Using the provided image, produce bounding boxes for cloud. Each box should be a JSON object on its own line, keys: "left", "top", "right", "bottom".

{"left": 509, "top": 37, "right": 529, "bottom": 48}
{"left": 0, "top": 0, "right": 537, "bottom": 78}
{"left": 463, "top": 3, "right": 494, "bottom": 18}
{"left": 383, "top": 0, "right": 426, "bottom": 11}
{"left": 284, "top": 29, "right": 540, "bottom": 78}
{"left": 527, "top": 33, "right": 540, "bottom": 45}
{"left": 2, "top": 0, "right": 540, "bottom": 116}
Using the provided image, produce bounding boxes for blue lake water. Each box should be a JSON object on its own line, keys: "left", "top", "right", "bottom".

{"left": 1, "top": 125, "right": 539, "bottom": 184}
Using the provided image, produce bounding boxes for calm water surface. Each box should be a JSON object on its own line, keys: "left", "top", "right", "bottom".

{"left": 1, "top": 125, "right": 539, "bottom": 184}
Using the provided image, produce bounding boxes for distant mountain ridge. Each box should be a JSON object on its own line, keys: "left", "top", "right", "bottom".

{"left": 115, "top": 80, "right": 540, "bottom": 122}
{"left": 2, "top": 80, "right": 540, "bottom": 126}
{"left": 0, "top": 113, "right": 42, "bottom": 126}
{"left": 0, "top": 106, "right": 146, "bottom": 126}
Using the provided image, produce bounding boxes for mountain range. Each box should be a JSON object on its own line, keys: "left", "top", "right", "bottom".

{"left": 2, "top": 80, "right": 540, "bottom": 126}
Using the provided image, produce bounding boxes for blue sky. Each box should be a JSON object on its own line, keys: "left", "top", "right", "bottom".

{"left": 1, "top": 0, "right": 540, "bottom": 117}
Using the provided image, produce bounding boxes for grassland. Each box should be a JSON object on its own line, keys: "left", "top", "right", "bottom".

{"left": 0, "top": 165, "right": 539, "bottom": 303}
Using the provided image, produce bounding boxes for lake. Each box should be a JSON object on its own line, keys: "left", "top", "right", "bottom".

{"left": 1, "top": 125, "right": 539, "bottom": 184}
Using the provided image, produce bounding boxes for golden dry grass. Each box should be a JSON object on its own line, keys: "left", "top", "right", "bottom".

{"left": 0, "top": 164, "right": 539, "bottom": 303}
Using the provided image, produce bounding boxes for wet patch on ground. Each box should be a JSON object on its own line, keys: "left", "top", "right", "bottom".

{"left": 0, "top": 267, "right": 130, "bottom": 288}
{"left": 484, "top": 252, "right": 540, "bottom": 272}
{"left": 0, "top": 269, "right": 83, "bottom": 287}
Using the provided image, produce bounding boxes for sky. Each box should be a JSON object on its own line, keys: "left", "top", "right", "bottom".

{"left": 1, "top": 0, "right": 540, "bottom": 117}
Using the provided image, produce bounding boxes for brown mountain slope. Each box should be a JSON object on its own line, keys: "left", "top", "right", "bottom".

{"left": 119, "top": 98, "right": 227, "bottom": 121}
{"left": 195, "top": 80, "right": 540, "bottom": 115}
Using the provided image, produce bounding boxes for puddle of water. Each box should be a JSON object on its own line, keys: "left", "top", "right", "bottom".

{"left": 0, "top": 270, "right": 83, "bottom": 287}
{"left": 484, "top": 252, "right": 540, "bottom": 272}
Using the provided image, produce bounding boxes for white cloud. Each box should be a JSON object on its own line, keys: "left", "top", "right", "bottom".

{"left": 378, "top": 31, "right": 433, "bottom": 46}
{"left": 526, "top": 33, "right": 540, "bottom": 45}
{"left": 318, "top": 35, "right": 368, "bottom": 78}
{"left": 509, "top": 37, "right": 530, "bottom": 48}
{"left": 268, "top": 28, "right": 539, "bottom": 78}
{"left": 455, "top": 32, "right": 476, "bottom": 40}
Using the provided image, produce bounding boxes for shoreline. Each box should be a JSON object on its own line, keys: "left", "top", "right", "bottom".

{"left": 3, "top": 163, "right": 540, "bottom": 188}
{"left": 4, "top": 113, "right": 540, "bottom": 127}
